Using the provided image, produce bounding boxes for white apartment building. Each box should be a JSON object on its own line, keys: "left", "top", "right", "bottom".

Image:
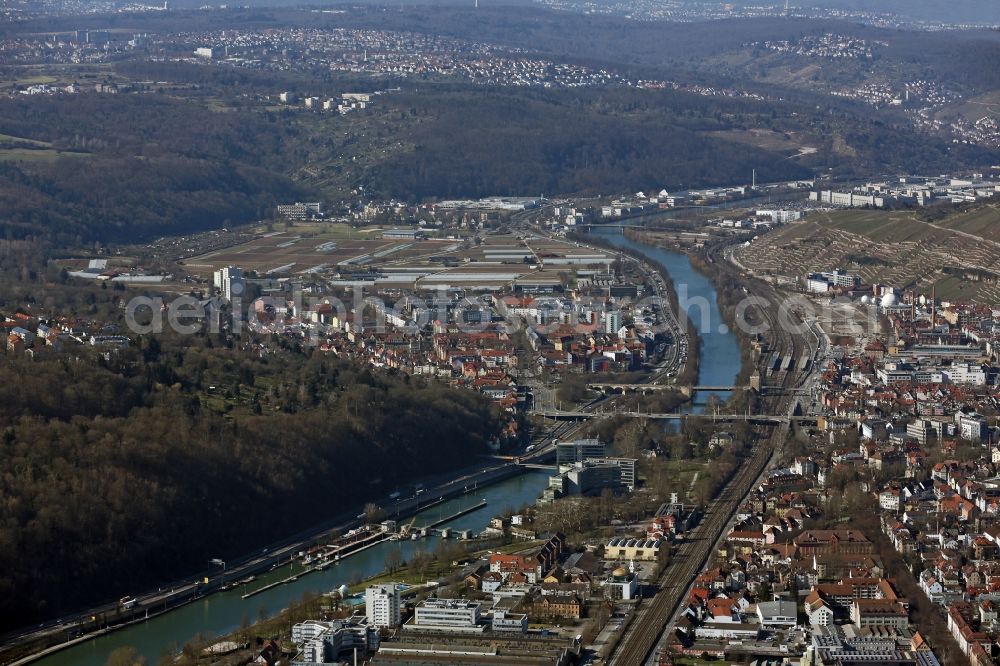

{"left": 603, "top": 309, "right": 622, "bottom": 335}
{"left": 365, "top": 583, "right": 401, "bottom": 628}
{"left": 756, "top": 209, "right": 801, "bottom": 224}
{"left": 807, "top": 275, "right": 831, "bottom": 294}
{"left": 879, "top": 489, "right": 901, "bottom": 512}
{"left": 957, "top": 412, "right": 989, "bottom": 442}
{"left": 276, "top": 201, "right": 323, "bottom": 219}
{"left": 213, "top": 265, "right": 245, "bottom": 302}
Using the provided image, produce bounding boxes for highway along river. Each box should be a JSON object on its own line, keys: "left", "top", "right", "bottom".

{"left": 587, "top": 227, "right": 743, "bottom": 410}
{"left": 33, "top": 472, "right": 550, "bottom": 666}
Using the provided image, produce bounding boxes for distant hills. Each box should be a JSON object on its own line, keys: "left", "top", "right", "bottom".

{"left": 659, "top": 0, "right": 1000, "bottom": 25}
{"left": 3, "top": 6, "right": 1000, "bottom": 243}
{"left": 28, "top": 0, "right": 1000, "bottom": 22}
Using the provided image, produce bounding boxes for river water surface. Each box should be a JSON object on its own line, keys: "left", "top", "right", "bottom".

{"left": 34, "top": 231, "right": 741, "bottom": 666}
{"left": 586, "top": 227, "right": 742, "bottom": 408}
{"left": 35, "top": 472, "right": 550, "bottom": 666}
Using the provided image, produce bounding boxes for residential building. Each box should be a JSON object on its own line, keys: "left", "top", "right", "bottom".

{"left": 365, "top": 583, "right": 401, "bottom": 628}
{"left": 907, "top": 419, "right": 936, "bottom": 446}
{"left": 805, "top": 592, "right": 835, "bottom": 627}
{"left": 488, "top": 535, "right": 564, "bottom": 584}
{"left": 850, "top": 599, "right": 908, "bottom": 629}
{"left": 214, "top": 265, "right": 245, "bottom": 302}
{"left": 957, "top": 412, "right": 989, "bottom": 442}
{"left": 528, "top": 593, "right": 582, "bottom": 619}
{"left": 277, "top": 202, "right": 323, "bottom": 220}
{"left": 805, "top": 269, "right": 861, "bottom": 293}
{"left": 604, "top": 309, "right": 622, "bottom": 335}
{"left": 793, "top": 530, "right": 873, "bottom": 556}
{"left": 879, "top": 489, "right": 902, "bottom": 512}
{"left": 948, "top": 602, "right": 991, "bottom": 660}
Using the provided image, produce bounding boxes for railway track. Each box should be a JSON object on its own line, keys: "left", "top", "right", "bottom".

{"left": 608, "top": 426, "right": 779, "bottom": 666}
{"left": 607, "top": 240, "right": 817, "bottom": 665}
{"left": 524, "top": 235, "right": 820, "bottom": 665}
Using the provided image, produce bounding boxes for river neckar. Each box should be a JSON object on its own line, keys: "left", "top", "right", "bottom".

{"left": 586, "top": 226, "right": 742, "bottom": 408}
{"left": 32, "top": 472, "right": 550, "bottom": 666}
{"left": 32, "top": 232, "right": 741, "bottom": 666}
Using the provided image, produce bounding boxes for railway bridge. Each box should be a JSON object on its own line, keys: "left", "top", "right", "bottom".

{"left": 587, "top": 383, "right": 744, "bottom": 397}
{"left": 529, "top": 410, "right": 818, "bottom": 425}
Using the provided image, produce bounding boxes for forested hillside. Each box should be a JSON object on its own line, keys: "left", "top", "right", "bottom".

{"left": 3, "top": 79, "right": 992, "bottom": 244}
{"left": 359, "top": 88, "right": 810, "bottom": 199}
{"left": 0, "top": 341, "right": 500, "bottom": 629}
{"left": 356, "top": 86, "right": 998, "bottom": 200}
{"left": 0, "top": 95, "right": 306, "bottom": 243}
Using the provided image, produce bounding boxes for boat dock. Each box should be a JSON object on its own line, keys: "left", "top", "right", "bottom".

{"left": 241, "top": 531, "right": 396, "bottom": 599}
{"left": 413, "top": 499, "right": 488, "bottom": 534}
{"left": 241, "top": 501, "right": 488, "bottom": 599}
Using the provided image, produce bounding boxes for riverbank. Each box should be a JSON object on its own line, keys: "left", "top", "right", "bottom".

{"left": 575, "top": 231, "right": 701, "bottom": 387}
{"left": 10, "top": 467, "right": 547, "bottom": 666}
{"left": 688, "top": 243, "right": 758, "bottom": 382}
{"left": 624, "top": 229, "right": 760, "bottom": 410}
{"left": 185, "top": 536, "right": 548, "bottom": 666}
{"left": 584, "top": 228, "right": 742, "bottom": 412}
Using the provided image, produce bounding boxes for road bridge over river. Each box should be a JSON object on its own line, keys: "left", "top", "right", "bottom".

{"left": 530, "top": 410, "right": 823, "bottom": 426}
